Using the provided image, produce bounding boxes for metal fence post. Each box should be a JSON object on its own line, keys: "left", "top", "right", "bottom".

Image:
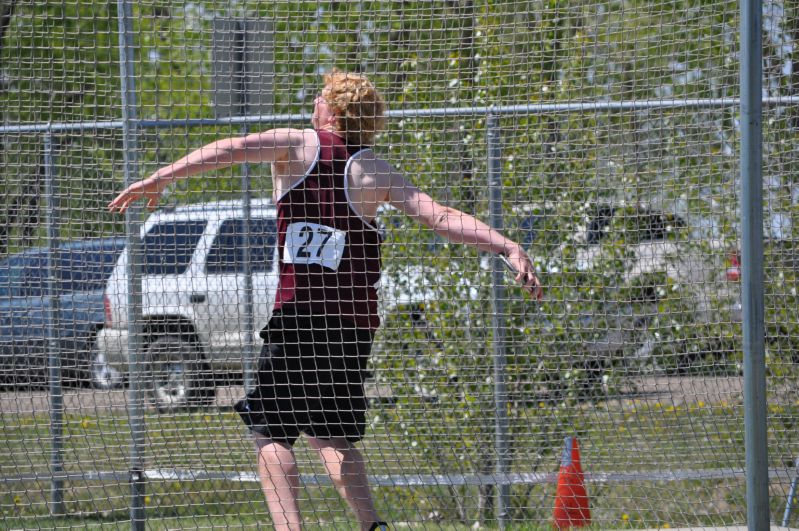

{"left": 235, "top": 19, "right": 257, "bottom": 393}
{"left": 740, "top": 0, "right": 769, "bottom": 527}
{"left": 487, "top": 113, "right": 510, "bottom": 528}
{"left": 783, "top": 458, "right": 799, "bottom": 526}
{"left": 44, "top": 133, "right": 65, "bottom": 516}
{"left": 116, "top": 1, "right": 146, "bottom": 529}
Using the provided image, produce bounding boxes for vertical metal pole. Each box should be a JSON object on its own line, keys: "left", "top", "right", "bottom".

{"left": 782, "top": 460, "right": 798, "bottom": 527}
{"left": 487, "top": 114, "right": 510, "bottom": 528}
{"left": 44, "top": 133, "right": 65, "bottom": 516}
{"left": 740, "top": 0, "right": 769, "bottom": 527}
{"left": 116, "top": 1, "right": 146, "bottom": 529}
{"left": 236, "top": 20, "right": 257, "bottom": 393}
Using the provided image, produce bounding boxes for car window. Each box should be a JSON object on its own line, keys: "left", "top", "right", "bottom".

{"left": 639, "top": 212, "right": 684, "bottom": 242}
{"left": 0, "top": 264, "right": 10, "bottom": 297}
{"left": 520, "top": 215, "right": 541, "bottom": 247}
{"left": 206, "top": 218, "right": 277, "bottom": 274}
{"left": 143, "top": 221, "right": 208, "bottom": 275}
{"left": 0, "top": 255, "right": 54, "bottom": 298}
{"left": 20, "top": 259, "right": 47, "bottom": 297}
{"left": 0, "top": 257, "right": 42, "bottom": 297}
{"left": 0, "top": 240, "right": 125, "bottom": 297}
{"left": 59, "top": 244, "right": 125, "bottom": 292}
{"left": 585, "top": 207, "right": 685, "bottom": 245}
{"left": 586, "top": 207, "right": 616, "bottom": 245}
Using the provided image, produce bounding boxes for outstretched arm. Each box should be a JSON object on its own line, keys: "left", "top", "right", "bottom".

{"left": 381, "top": 166, "right": 542, "bottom": 300}
{"left": 108, "top": 128, "right": 303, "bottom": 213}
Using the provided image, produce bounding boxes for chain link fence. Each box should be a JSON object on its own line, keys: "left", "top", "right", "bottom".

{"left": 1, "top": 0, "right": 798, "bottom": 528}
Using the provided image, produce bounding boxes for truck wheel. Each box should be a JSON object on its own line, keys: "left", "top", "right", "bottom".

{"left": 146, "top": 335, "right": 215, "bottom": 412}
{"left": 90, "top": 349, "right": 126, "bottom": 390}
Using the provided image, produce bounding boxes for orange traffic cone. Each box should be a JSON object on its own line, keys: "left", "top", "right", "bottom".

{"left": 552, "top": 436, "right": 591, "bottom": 529}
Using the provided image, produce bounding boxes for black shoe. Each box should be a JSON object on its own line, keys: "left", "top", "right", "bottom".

{"left": 368, "top": 522, "right": 388, "bottom": 531}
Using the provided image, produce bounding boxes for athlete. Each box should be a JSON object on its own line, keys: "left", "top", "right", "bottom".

{"left": 108, "top": 69, "right": 542, "bottom": 531}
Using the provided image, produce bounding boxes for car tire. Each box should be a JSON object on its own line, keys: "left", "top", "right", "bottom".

{"left": 146, "top": 334, "right": 215, "bottom": 412}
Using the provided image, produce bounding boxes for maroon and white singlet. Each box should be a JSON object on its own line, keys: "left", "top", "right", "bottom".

{"left": 273, "top": 129, "right": 383, "bottom": 330}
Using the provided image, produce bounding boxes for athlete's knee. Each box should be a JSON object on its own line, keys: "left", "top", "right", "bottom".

{"left": 255, "top": 434, "right": 295, "bottom": 463}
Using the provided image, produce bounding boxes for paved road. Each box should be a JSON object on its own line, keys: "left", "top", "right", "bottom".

{"left": 0, "top": 377, "right": 746, "bottom": 415}
{"left": 0, "top": 387, "right": 235, "bottom": 414}
{"left": 0, "top": 382, "right": 396, "bottom": 414}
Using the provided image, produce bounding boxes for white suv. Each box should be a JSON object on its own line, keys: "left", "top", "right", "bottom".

{"left": 94, "top": 199, "right": 279, "bottom": 410}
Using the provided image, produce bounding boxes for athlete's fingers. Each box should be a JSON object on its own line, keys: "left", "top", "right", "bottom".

{"left": 108, "top": 189, "right": 133, "bottom": 212}
{"left": 517, "top": 270, "right": 543, "bottom": 300}
{"left": 110, "top": 199, "right": 126, "bottom": 214}
{"left": 502, "top": 253, "right": 542, "bottom": 300}
{"left": 107, "top": 197, "right": 122, "bottom": 212}
{"left": 109, "top": 197, "right": 128, "bottom": 213}
{"left": 529, "top": 275, "right": 543, "bottom": 301}
{"left": 107, "top": 195, "right": 120, "bottom": 211}
{"left": 117, "top": 195, "right": 137, "bottom": 214}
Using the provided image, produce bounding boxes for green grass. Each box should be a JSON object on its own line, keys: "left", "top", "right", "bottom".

{"left": 1, "top": 395, "right": 796, "bottom": 530}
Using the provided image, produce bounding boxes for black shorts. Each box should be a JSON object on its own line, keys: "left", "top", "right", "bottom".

{"left": 234, "top": 311, "right": 375, "bottom": 446}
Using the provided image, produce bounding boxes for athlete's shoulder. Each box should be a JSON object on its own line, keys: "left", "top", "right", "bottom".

{"left": 251, "top": 127, "right": 317, "bottom": 148}
{"left": 347, "top": 150, "right": 407, "bottom": 205}
{"left": 348, "top": 149, "right": 390, "bottom": 172}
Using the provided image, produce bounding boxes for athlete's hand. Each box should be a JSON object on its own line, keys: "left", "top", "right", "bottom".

{"left": 503, "top": 246, "right": 543, "bottom": 301}
{"left": 108, "top": 176, "right": 166, "bottom": 214}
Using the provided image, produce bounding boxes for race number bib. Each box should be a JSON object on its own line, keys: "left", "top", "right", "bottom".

{"left": 283, "top": 222, "right": 347, "bottom": 270}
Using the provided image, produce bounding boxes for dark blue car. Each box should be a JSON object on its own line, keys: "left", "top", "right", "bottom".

{"left": 0, "top": 237, "right": 126, "bottom": 388}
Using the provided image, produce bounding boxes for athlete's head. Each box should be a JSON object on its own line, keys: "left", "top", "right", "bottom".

{"left": 313, "top": 69, "right": 386, "bottom": 146}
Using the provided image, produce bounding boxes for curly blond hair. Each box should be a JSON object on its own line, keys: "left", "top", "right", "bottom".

{"left": 322, "top": 69, "right": 386, "bottom": 146}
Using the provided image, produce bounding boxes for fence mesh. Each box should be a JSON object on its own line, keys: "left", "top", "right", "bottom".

{"left": 1, "top": 0, "right": 798, "bottom": 529}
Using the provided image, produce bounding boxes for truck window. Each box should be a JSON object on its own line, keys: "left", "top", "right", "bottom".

{"left": 206, "top": 218, "right": 277, "bottom": 274}
{"left": 143, "top": 221, "right": 208, "bottom": 275}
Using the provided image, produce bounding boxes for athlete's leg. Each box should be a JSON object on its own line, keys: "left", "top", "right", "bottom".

{"left": 308, "top": 436, "right": 381, "bottom": 530}
{"left": 254, "top": 432, "right": 302, "bottom": 531}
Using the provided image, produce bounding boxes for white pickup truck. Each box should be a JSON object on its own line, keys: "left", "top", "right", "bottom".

{"left": 94, "top": 199, "right": 279, "bottom": 411}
